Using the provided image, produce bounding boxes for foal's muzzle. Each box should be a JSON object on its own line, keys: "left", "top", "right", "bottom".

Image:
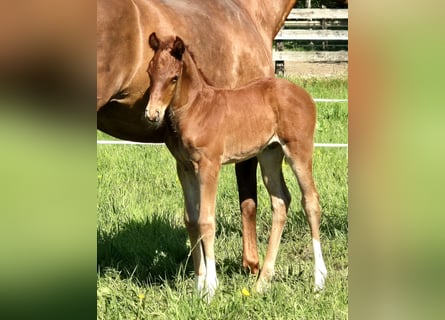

{"left": 145, "top": 104, "right": 161, "bottom": 123}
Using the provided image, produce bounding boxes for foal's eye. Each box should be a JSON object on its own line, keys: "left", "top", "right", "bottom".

{"left": 171, "top": 76, "right": 178, "bottom": 83}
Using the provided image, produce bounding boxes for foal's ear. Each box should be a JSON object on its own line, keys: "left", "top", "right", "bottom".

{"left": 171, "top": 36, "right": 185, "bottom": 60}
{"left": 148, "top": 32, "right": 160, "bottom": 51}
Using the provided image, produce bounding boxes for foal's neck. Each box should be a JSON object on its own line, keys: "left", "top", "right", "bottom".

{"left": 170, "top": 50, "right": 211, "bottom": 123}
{"left": 175, "top": 51, "right": 208, "bottom": 102}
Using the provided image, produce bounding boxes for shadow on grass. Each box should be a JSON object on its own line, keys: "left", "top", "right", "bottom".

{"left": 97, "top": 214, "right": 190, "bottom": 284}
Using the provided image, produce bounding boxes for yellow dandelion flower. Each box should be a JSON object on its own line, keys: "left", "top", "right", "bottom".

{"left": 137, "top": 293, "right": 145, "bottom": 300}
{"left": 241, "top": 288, "right": 251, "bottom": 297}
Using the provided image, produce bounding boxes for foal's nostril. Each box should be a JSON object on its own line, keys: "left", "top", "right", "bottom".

{"left": 145, "top": 108, "right": 161, "bottom": 123}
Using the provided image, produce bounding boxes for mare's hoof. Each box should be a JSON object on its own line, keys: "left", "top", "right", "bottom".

{"left": 243, "top": 261, "right": 260, "bottom": 275}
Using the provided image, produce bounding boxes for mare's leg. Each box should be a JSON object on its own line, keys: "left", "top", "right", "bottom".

{"left": 283, "top": 142, "right": 327, "bottom": 291}
{"left": 254, "top": 145, "right": 291, "bottom": 293}
{"left": 196, "top": 158, "right": 221, "bottom": 302}
{"left": 176, "top": 162, "right": 206, "bottom": 294}
{"left": 235, "top": 158, "right": 260, "bottom": 274}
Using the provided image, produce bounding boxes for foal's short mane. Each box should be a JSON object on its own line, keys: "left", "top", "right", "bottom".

{"left": 181, "top": 44, "right": 212, "bottom": 85}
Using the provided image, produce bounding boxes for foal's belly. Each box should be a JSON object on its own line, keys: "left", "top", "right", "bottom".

{"left": 221, "top": 132, "right": 278, "bottom": 164}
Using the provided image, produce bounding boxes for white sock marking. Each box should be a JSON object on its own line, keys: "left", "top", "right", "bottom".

{"left": 312, "top": 238, "right": 327, "bottom": 291}
{"left": 195, "top": 274, "right": 206, "bottom": 294}
{"left": 195, "top": 258, "right": 219, "bottom": 302}
{"left": 204, "top": 258, "right": 218, "bottom": 301}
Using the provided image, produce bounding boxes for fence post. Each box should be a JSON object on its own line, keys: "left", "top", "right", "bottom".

{"left": 274, "top": 40, "right": 285, "bottom": 76}
{"left": 321, "top": 7, "right": 327, "bottom": 50}
{"left": 307, "top": 1, "right": 314, "bottom": 51}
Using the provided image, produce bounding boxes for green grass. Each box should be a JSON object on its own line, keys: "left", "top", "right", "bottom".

{"left": 97, "top": 78, "right": 348, "bottom": 319}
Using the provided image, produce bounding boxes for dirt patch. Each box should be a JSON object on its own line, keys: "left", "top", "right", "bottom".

{"left": 284, "top": 61, "right": 348, "bottom": 79}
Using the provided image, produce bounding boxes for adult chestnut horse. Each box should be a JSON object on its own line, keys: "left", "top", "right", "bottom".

{"left": 145, "top": 33, "right": 326, "bottom": 300}
{"left": 97, "top": 0, "right": 296, "bottom": 276}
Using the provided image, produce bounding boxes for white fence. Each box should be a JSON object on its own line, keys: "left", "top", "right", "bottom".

{"left": 96, "top": 140, "right": 347, "bottom": 148}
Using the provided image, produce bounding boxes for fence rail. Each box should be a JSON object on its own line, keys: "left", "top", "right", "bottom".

{"left": 286, "top": 8, "right": 348, "bottom": 20}
{"left": 273, "top": 50, "right": 348, "bottom": 63}
{"left": 275, "top": 29, "right": 348, "bottom": 41}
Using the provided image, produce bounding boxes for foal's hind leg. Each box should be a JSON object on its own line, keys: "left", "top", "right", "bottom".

{"left": 254, "top": 144, "right": 291, "bottom": 293}
{"left": 283, "top": 142, "right": 327, "bottom": 291}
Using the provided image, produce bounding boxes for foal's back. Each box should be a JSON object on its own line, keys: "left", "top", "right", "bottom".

{"left": 227, "top": 78, "right": 316, "bottom": 138}
{"left": 224, "top": 77, "right": 316, "bottom": 126}
{"left": 216, "top": 77, "right": 316, "bottom": 161}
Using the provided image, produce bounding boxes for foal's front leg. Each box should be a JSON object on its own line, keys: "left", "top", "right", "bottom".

{"left": 176, "top": 162, "right": 206, "bottom": 294}
{"left": 196, "top": 157, "right": 221, "bottom": 302}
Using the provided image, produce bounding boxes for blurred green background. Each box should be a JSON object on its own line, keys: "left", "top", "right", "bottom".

{"left": 349, "top": 1, "right": 445, "bottom": 319}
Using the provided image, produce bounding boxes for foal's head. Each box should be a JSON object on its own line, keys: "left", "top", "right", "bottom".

{"left": 145, "top": 32, "right": 185, "bottom": 124}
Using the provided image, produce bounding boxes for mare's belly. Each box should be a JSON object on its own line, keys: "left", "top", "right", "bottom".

{"left": 97, "top": 101, "right": 166, "bottom": 143}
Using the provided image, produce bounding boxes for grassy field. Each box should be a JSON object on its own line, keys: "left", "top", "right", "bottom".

{"left": 97, "top": 78, "right": 348, "bottom": 319}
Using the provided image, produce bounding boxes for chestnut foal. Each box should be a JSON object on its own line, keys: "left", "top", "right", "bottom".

{"left": 145, "top": 33, "right": 327, "bottom": 301}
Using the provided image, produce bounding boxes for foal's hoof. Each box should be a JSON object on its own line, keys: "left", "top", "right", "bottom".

{"left": 196, "top": 276, "right": 218, "bottom": 303}
{"left": 314, "top": 266, "right": 328, "bottom": 292}
{"left": 253, "top": 268, "right": 275, "bottom": 294}
{"left": 198, "top": 286, "right": 217, "bottom": 303}
{"left": 253, "top": 278, "right": 272, "bottom": 295}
